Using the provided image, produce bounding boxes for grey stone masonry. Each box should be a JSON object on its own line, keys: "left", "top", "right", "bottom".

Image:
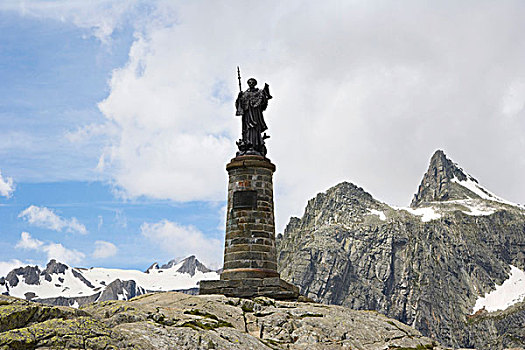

{"left": 200, "top": 155, "right": 299, "bottom": 300}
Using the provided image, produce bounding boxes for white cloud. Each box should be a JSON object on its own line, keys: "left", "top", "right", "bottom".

{"left": 15, "top": 232, "right": 85, "bottom": 265}
{"left": 6, "top": 1, "right": 525, "bottom": 232}
{"left": 217, "top": 204, "right": 227, "bottom": 231}
{"left": 89, "top": 1, "right": 525, "bottom": 232}
{"left": 42, "top": 243, "right": 85, "bottom": 265}
{"left": 502, "top": 81, "right": 525, "bottom": 117}
{"left": 18, "top": 205, "right": 88, "bottom": 235}
{"left": 0, "top": 0, "right": 147, "bottom": 43}
{"left": 92, "top": 240, "right": 118, "bottom": 259}
{"left": 15, "top": 231, "right": 43, "bottom": 250}
{"left": 0, "top": 170, "right": 14, "bottom": 198}
{"left": 65, "top": 123, "right": 117, "bottom": 143}
{"left": 141, "top": 219, "right": 222, "bottom": 267}
{"left": 0, "top": 259, "right": 25, "bottom": 277}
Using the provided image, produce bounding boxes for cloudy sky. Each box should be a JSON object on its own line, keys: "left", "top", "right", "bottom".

{"left": 1, "top": 1, "right": 524, "bottom": 275}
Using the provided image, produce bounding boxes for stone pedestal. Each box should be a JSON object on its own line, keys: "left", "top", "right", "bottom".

{"left": 200, "top": 155, "right": 299, "bottom": 300}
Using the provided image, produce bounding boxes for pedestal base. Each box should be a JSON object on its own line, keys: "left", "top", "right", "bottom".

{"left": 199, "top": 277, "right": 300, "bottom": 300}
{"left": 200, "top": 155, "right": 300, "bottom": 300}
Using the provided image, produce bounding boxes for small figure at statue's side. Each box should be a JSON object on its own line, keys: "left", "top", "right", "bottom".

{"left": 235, "top": 69, "right": 272, "bottom": 157}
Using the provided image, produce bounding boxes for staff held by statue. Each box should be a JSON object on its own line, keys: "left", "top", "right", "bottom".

{"left": 237, "top": 66, "right": 242, "bottom": 93}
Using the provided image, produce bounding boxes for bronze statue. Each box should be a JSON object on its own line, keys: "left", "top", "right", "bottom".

{"left": 235, "top": 68, "right": 272, "bottom": 157}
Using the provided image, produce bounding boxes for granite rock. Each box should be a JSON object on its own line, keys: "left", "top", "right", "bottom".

{"left": 0, "top": 292, "right": 443, "bottom": 350}
{"left": 277, "top": 150, "right": 525, "bottom": 349}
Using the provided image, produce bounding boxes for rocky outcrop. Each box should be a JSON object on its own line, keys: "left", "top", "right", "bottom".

{"left": 35, "top": 294, "right": 100, "bottom": 308}
{"left": 3, "top": 261, "right": 69, "bottom": 288}
{"left": 0, "top": 295, "right": 88, "bottom": 333}
{"left": 0, "top": 292, "right": 443, "bottom": 349}
{"left": 41, "top": 259, "right": 68, "bottom": 282}
{"left": 97, "top": 279, "right": 145, "bottom": 302}
{"left": 71, "top": 268, "right": 96, "bottom": 288}
{"left": 176, "top": 255, "right": 212, "bottom": 276}
{"left": 160, "top": 258, "right": 180, "bottom": 269}
{"left": 5, "top": 266, "right": 41, "bottom": 287}
{"left": 277, "top": 150, "right": 525, "bottom": 349}
{"left": 145, "top": 262, "right": 159, "bottom": 273}
{"left": 35, "top": 279, "right": 147, "bottom": 307}
{"left": 465, "top": 301, "right": 525, "bottom": 349}
{"left": 411, "top": 150, "right": 472, "bottom": 206}
{"left": 410, "top": 150, "right": 516, "bottom": 208}
{"left": 147, "top": 256, "right": 213, "bottom": 275}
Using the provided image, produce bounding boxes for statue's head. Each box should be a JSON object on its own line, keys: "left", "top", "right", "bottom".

{"left": 247, "top": 78, "right": 257, "bottom": 88}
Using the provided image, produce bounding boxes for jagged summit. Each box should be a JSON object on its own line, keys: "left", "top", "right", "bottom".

{"left": 278, "top": 149, "right": 525, "bottom": 349}
{"left": 43, "top": 259, "right": 68, "bottom": 275}
{"left": 144, "top": 262, "right": 159, "bottom": 273}
{"left": 158, "top": 255, "right": 211, "bottom": 276}
{"left": 411, "top": 150, "right": 471, "bottom": 207}
{"left": 175, "top": 255, "right": 212, "bottom": 276}
{"left": 411, "top": 150, "right": 516, "bottom": 208}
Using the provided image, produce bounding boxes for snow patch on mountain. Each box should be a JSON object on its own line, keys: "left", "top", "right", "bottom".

{"left": 0, "top": 256, "right": 219, "bottom": 303}
{"left": 7, "top": 267, "right": 96, "bottom": 299}
{"left": 395, "top": 207, "right": 442, "bottom": 222}
{"left": 450, "top": 199, "right": 498, "bottom": 216}
{"left": 368, "top": 209, "right": 386, "bottom": 221}
{"left": 472, "top": 265, "right": 525, "bottom": 313}
{"left": 81, "top": 262, "right": 217, "bottom": 292}
{"left": 0, "top": 282, "right": 7, "bottom": 295}
{"left": 451, "top": 169, "right": 524, "bottom": 209}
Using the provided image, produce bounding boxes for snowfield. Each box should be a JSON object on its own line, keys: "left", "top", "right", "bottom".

{"left": 473, "top": 265, "right": 525, "bottom": 313}
{"left": 81, "top": 261, "right": 219, "bottom": 292}
{"left": 451, "top": 169, "right": 524, "bottom": 209}
{"left": 394, "top": 206, "right": 442, "bottom": 222}
{"left": 368, "top": 209, "right": 386, "bottom": 221}
{"left": 2, "top": 257, "right": 219, "bottom": 301}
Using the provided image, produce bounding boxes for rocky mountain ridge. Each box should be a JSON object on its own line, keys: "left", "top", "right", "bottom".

{"left": 147, "top": 255, "right": 213, "bottom": 275}
{"left": 0, "top": 255, "right": 218, "bottom": 307}
{"left": 277, "top": 150, "right": 525, "bottom": 349}
{"left": 411, "top": 150, "right": 522, "bottom": 210}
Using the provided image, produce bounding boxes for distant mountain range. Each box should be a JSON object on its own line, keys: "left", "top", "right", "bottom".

{"left": 0, "top": 255, "right": 219, "bottom": 307}
{"left": 277, "top": 150, "right": 525, "bottom": 349}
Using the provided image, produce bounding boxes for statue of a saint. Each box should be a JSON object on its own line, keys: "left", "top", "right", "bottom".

{"left": 235, "top": 77, "right": 272, "bottom": 157}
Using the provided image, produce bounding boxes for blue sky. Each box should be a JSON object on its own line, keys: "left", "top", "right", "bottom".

{"left": 0, "top": 181, "right": 224, "bottom": 270}
{"left": 1, "top": 1, "right": 524, "bottom": 275}
{"left": 0, "top": 4, "right": 226, "bottom": 273}
{"left": 0, "top": 10, "right": 130, "bottom": 182}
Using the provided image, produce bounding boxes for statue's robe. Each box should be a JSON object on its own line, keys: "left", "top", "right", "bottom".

{"left": 235, "top": 86, "right": 271, "bottom": 153}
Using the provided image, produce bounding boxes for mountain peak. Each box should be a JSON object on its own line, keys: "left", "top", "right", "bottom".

{"left": 158, "top": 256, "right": 213, "bottom": 276}
{"left": 411, "top": 150, "right": 477, "bottom": 207}
{"left": 175, "top": 256, "right": 212, "bottom": 276}
{"left": 145, "top": 262, "right": 159, "bottom": 273}
{"left": 43, "top": 260, "right": 69, "bottom": 275}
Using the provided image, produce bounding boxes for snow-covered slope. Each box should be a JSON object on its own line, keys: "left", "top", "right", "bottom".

{"left": 81, "top": 259, "right": 217, "bottom": 293}
{"left": 451, "top": 171, "right": 521, "bottom": 208}
{"left": 472, "top": 265, "right": 525, "bottom": 313}
{"left": 0, "top": 256, "right": 219, "bottom": 306}
{"left": 410, "top": 150, "right": 524, "bottom": 219}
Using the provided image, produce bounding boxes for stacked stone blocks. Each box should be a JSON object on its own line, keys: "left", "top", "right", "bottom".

{"left": 222, "top": 156, "right": 277, "bottom": 279}
{"left": 200, "top": 155, "right": 299, "bottom": 299}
